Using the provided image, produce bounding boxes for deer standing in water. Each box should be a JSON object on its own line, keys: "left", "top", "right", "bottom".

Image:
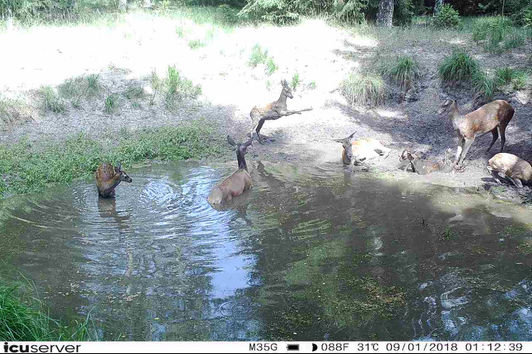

{"left": 95, "top": 163, "right": 132, "bottom": 198}
{"left": 207, "top": 136, "right": 253, "bottom": 206}
{"left": 333, "top": 132, "right": 391, "bottom": 166}
{"left": 439, "top": 99, "right": 514, "bottom": 169}
{"left": 250, "top": 80, "right": 311, "bottom": 144}
{"left": 487, "top": 153, "right": 531, "bottom": 188}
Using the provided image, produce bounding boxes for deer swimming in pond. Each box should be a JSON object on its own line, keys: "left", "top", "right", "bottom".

{"left": 487, "top": 153, "right": 531, "bottom": 188}
{"left": 207, "top": 136, "right": 253, "bottom": 206}
{"left": 333, "top": 132, "right": 391, "bottom": 166}
{"left": 95, "top": 163, "right": 132, "bottom": 198}
{"left": 439, "top": 99, "right": 514, "bottom": 169}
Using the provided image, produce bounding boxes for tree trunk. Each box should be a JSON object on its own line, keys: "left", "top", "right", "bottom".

{"left": 434, "top": 0, "right": 444, "bottom": 15}
{"left": 376, "top": 0, "right": 394, "bottom": 27}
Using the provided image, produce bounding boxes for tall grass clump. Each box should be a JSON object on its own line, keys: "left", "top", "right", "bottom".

{"left": 58, "top": 74, "right": 100, "bottom": 108}
{"left": 152, "top": 66, "right": 201, "bottom": 109}
{"left": 0, "top": 284, "right": 94, "bottom": 341}
{"left": 248, "top": 44, "right": 269, "bottom": 67}
{"left": 472, "top": 17, "right": 526, "bottom": 52}
{"left": 438, "top": 51, "right": 480, "bottom": 84}
{"left": 341, "top": 73, "right": 386, "bottom": 106}
{"left": 495, "top": 67, "right": 528, "bottom": 90}
{"left": 433, "top": 4, "right": 461, "bottom": 28}
{"left": 40, "top": 86, "right": 66, "bottom": 113}
{"left": 381, "top": 56, "right": 420, "bottom": 89}
{"left": 0, "top": 96, "right": 32, "bottom": 129}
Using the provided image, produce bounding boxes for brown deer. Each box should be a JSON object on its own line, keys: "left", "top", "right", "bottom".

{"left": 399, "top": 149, "right": 453, "bottom": 175}
{"left": 207, "top": 136, "right": 253, "bottom": 206}
{"left": 95, "top": 163, "right": 132, "bottom": 198}
{"left": 487, "top": 153, "right": 531, "bottom": 188}
{"left": 439, "top": 99, "right": 514, "bottom": 168}
{"left": 333, "top": 132, "right": 391, "bottom": 165}
{"left": 250, "top": 79, "right": 295, "bottom": 144}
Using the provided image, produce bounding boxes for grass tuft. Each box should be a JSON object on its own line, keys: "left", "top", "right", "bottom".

{"left": 381, "top": 56, "right": 420, "bottom": 89}
{"left": 341, "top": 73, "right": 386, "bottom": 106}
{"left": 0, "top": 284, "right": 94, "bottom": 341}
{"left": 438, "top": 51, "right": 480, "bottom": 84}
{"left": 104, "top": 94, "right": 118, "bottom": 114}
{"left": 248, "top": 44, "right": 269, "bottom": 68}
{"left": 163, "top": 66, "right": 202, "bottom": 109}
{"left": 291, "top": 72, "right": 300, "bottom": 91}
{"left": 40, "top": 86, "right": 66, "bottom": 113}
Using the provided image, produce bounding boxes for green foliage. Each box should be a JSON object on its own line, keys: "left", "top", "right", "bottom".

{"left": 0, "top": 96, "right": 32, "bottom": 128}
{"left": 381, "top": 56, "right": 420, "bottom": 89}
{"left": 58, "top": 74, "right": 100, "bottom": 106}
{"left": 265, "top": 57, "right": 278, "bottom": 75}
{"left": 472, "top": 71, "right": 497, "bottom": 99}
{"left": 238, "top": 0, "right": 300, "bottom": 25}
{"left": 248, "top": 44, "right": 269, "bottom": 67}
{"left": 472, "top": 17, "right": 526, "bottom": 52}
{"left": 188, "top": 39, "right": 205, "bottom": 49}
{"left": 438, "top": 51, "right": 480, "bottom": 84}
{"left": 0, "top": 284, "right": 94, "bottom": 341}
{"left": 341, "top": 72, "right": 386, "bottom": 106}
{"left": 495, "top": 67, "right": 528, "bottom": 90}
{"left": 0, "top": 123, "right": 220, "bottom": 197}
{"left": 157, "top": 66, "right": 202, "bottom": 109}
{"left": 123, "top": 84, "right": 145, "bottom": 100}
{"left": 393, "top": 0, "right": 414, "bottom": 26}
{"left": 104, "top": 94, "right": 118, "bottom": 114}
{"left": 291, "top": 72, "right": 300, "bottom": 91}
{"left": 433, "top": 4, "right": 461, "bottom": 28}
{"left": 40, "top": 86, "right": 66, "bottom": 113}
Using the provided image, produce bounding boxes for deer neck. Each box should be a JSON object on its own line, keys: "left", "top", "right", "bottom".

{"left": 108, "top": 174, "right": 123, "bottom": 189}
{"left": 277, "top": 91, "right": 288, "bottom": 108}
{"left": 449, "top": 104, "right": 464, "bottom": 130}
{"left": 237, "top": 152, "right": 248, "bottom": 171}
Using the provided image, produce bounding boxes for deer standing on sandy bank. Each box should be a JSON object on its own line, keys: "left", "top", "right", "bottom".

{"left": 95, "top": 163, "right": 132, "bottom": 198}
{"left": 487, "top": 153, "right": 531, "bottom": 188}
{"left": 439, "top": 99, "right": 514, "bottom": 168}
{"left": 250, "top": 80, "right": 312, "bottom": 144}
{"left": 207, "top": 136, "right": 253, "bottom": 206}
{"left": 399, "top": 149, "right": 453, "bottom": 175}
{"left": 333, "top": 132, "right": 391, "bottom": 166}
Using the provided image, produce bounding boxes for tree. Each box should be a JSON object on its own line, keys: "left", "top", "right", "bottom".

{"left": 376, "top": 0, "right": 394, "bottom": 27}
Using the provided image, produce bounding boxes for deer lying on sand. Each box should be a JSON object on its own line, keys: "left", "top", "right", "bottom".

{"left": 487, "top": 153, "right": 531, "bottom": 188}
{"left": 250, "top": 79, "right": 312, "bottom": 144}
{"left": 333, "top": 132, "right": 391, "bottom": 166}
{"left": 399, "top": 149, "right": 453, "bottom": 175}
{"left": 439, "top": 99, "right": 514, "bottom": 169}
{"left": 95, "top": 163, "right": 132, "bottom": 198}
{"left": 207, "top": 136, "right": 253, "bottom": 206}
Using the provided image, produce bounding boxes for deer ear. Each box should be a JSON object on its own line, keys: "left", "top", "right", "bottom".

{"left": 227, "top": 135, "right": 236, "bottom": 147}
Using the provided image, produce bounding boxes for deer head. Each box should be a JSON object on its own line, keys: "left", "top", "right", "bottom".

{"left": 281, "top": 79, "right": 293, "bottom": 99}
{"left": 333, "top": 132, "right": 356, "bottom": 161}
{"left": 227, "top": 135, "right": 253, "bottom": 170}
{"left": 114, "top": 163, "right": 133, "bottom": 183}
{"left": 438, "top": 99, "right": 457, "bottom": 115}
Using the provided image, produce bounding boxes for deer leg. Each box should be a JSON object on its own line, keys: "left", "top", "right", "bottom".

{"left": 455, "top": 137, "right": 464, "bottom": 165}
{"left": 499, "top": 125, "right": 506, "bottom": 152}
{"left": 486, "top": 127, "right": 499, "bottom": 152}
{"left": 457, "top": 137, "right": 474, "bottom": 167}
{"left": 511, "top": 177, "right": 523, "bottom": 189}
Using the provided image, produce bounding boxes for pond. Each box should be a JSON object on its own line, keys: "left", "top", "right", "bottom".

{"left": 0, "top": 160, "right": 531, "bottom": 341}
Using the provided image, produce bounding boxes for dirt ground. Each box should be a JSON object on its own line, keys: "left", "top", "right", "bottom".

{"left": 0, "top": 14, "right": 531, "bottom": 203}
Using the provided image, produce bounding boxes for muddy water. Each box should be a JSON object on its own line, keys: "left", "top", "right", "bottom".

{"left": 0, "top": 161, "right": 531, "bottom": 341}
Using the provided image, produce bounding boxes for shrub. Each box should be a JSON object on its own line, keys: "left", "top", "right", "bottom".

{"left": 265, "top": 57, "right": 278, "bottom": 75}
{"left": 164, "top": 66, "right": 201, "bottom": 108}
{"left": 433, "top": 4, "right": 461, "bottom": 28}
{"left": 291, "top": 72, "right": 300, "bottom": 91}
{"left": 341, "top": 73, "right": 386, "bottom": 106}
{"left": 495, "top": 67, "right": 528, "bottom": 90}
{"left": 248, "top": 44, "right": 269, "bottom": 67}
{"left": 438, "top": 51, "right": 480, "bottom": 84}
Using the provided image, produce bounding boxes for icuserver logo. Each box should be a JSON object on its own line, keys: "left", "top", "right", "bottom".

{"left": 4, "top": 342, "right": 81, "bottom": 353}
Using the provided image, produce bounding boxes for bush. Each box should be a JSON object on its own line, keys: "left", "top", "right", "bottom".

{"left": 341, "top": 72, "right": 386, "bottom": 106}
{"left": 238, "top": 0, "right": 299, "bottom": 25}
{"left": 438, "top": 51, "right": 480, "bottom": 84}
{"left": 433, "top": 4, "right": 461, "bottom": 28}
{"left": 472, "top": 17, "right": 526, "bottom": 52}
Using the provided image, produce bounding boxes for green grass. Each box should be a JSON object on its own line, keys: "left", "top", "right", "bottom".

{"left": 40, "top": 86, "right": 66, "bottom": 113}
{"left": 104, "top": 94, "right": 118, "bottom": 114}
{"left": 188, "top": 39, "right": 205, "bottom": 49}
{"left": 0, "top": 283, "right": 94, "bottom": 341}
{"left": 0, "top": 96, "right": 32, "bottom": 128}
{"left": 248, "top": 44, "right": 269, "bottom": 68}
{"left": 58, "top": 74, "right": 101, "bottom": 105}
{"left": 163, "top": 66, "right": 202, "bottom": 109}
{"left": 123, "top": 84, "right": 145, "bottom": 100}
{"left": 265, "top": 57, "right": 278, "bottom": 76}
{"left": 380, "top": 56, "right": 420, "bottom": 89}
{"left": 472, "top": 16, "right": 528, "bottom": 52}
{"left": 0, "top": 122, "right": 222, "bottom": 197}
{"left": 494, "top": 67, "right": 528, "bottom": 91}
{"left": 291, "top": 72, "right": 300, "bottom": 91}
{"left": 438, "top": 51, "right": 480, "bottom": 84}
{"left": 340, "top": 72, "right": 386, "bottom": 106}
